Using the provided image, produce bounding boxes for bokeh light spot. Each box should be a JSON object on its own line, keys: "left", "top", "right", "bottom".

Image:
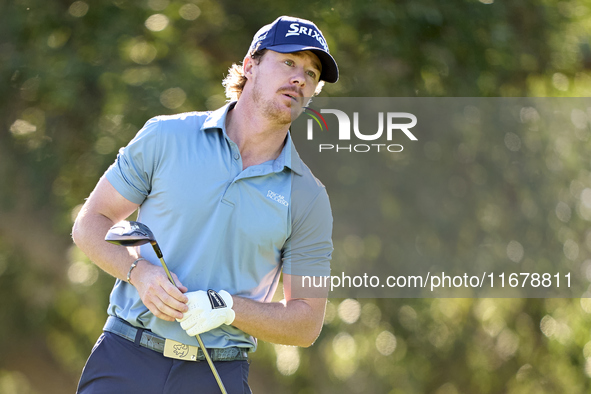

{"left": 360, "top": 303, "right": 381, "bottom": 327}
{"left": 506, "top": 240, "right": 524, "bottom": 263}
{"left": 338, "top": 299, "right": 361, "bottom": 324}
{"left": 563, "top": 239, "right": 579, "bottom": 261}
{"left": 504, "top": 132, "right": 521, "bottom": 152}
{"left": 179, "top": 4, "right": 201, "bottom": 20}
{"left": 274, "top": 345, "right": 300, "bottom": 376}
{"left": 333, "top": 332, "right": 356, "bottom": 359}
{"left": 160, "top": 87, "right": 187, "bottom": 109}
{"left": 581, "top": 188, "right": 591, "bottom": 209}
{"left": 324, "top": 301, "right": 337, "bottom": 325}
{"left": 9, "top": 119, "right": 36, "bottom": 135}
{"left": 375, "top": 331, "right": 397, "bottom": 356}
{"left": 552, "top": 73, "right": 569, "bottom": 91}
{"left": 129, "top": 41, "right": 157, "bottom": 65}
{"left": 69, "top": 1, "right": 89, "bottom": 17}
{"left": 67, "top": 261, "right": 99, "bottom": 286}
{"left": 555, "top": 201, "right": 571, "bottom": 223}
{"left": 148, "top": 0, "right": 169, "bottom": 11}
{"left": 145, "top": 14, "right": 169, "bottom": 32}
{"left": 540, "top": 315, "right": 556, "bottom": 338}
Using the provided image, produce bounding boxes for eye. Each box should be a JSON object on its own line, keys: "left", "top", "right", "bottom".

{"left": 306, "top": 70, "right": 317, "bottom": 79}
{"left": 284, "top": 59, "right": 295, "bottom": 67}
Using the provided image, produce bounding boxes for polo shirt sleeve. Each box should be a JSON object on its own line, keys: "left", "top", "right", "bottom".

{"left": 282, "top": 186, "right": 333, "bottom": 277}
{"left": 104, "top": 117, "right": 162, "bottom": 204}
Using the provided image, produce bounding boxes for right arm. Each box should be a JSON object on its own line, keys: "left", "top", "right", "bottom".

{"left": 72, "top": 176, "right": 188, "bottom": 321}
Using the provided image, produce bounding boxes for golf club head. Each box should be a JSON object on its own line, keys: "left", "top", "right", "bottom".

{"left": 105, "top": 220, "right": 156, "bottom": 247}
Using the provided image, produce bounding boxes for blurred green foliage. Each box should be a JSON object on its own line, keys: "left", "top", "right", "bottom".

{"left": 2, "top": 0, "right": 591, "bottom": 393}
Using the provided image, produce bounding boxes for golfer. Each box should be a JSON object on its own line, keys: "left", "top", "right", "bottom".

{"left": 72, "top": 15, "right": 338, "bottom": 393}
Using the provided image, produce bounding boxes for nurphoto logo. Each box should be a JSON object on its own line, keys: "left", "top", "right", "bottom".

{"left": 303, "top": 107, "right": 418, "bottom": 153}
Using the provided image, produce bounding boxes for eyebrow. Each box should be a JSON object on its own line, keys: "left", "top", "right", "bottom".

{"left": 292, "top": 51, "right": 322, "bottom": 74}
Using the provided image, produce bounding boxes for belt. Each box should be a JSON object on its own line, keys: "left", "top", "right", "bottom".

{"left": 104, "top": 316, "right": 248, "bottom": 362}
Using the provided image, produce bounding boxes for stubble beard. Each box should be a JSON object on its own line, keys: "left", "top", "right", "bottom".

{"left": 251, "top": 81, "right": 295, "bottom": 127}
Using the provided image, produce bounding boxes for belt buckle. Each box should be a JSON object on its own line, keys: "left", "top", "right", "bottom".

{"left": 163, "top": 339, "right": 200, "bottom": 361}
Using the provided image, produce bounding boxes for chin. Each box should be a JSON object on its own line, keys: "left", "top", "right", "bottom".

{"left": 290, "top": 104, "right": 305, "bottom": 121}
{"left": 263, "top": 104, "right": 293, "bottom": 125}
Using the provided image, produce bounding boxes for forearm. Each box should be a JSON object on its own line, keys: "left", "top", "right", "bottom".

{"left": 73, "top": 177, "right": 189, "bottom": 323}
{"left": 231, "top": 296, "right": 326, "bottom": 347}
{"left": 71, "top": 177, "right": 141, "bottom": 280}
{"left": 72, "top": 209, "right": 138, "bottom": 281}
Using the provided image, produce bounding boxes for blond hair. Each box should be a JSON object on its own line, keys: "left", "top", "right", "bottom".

{"left": 222, "top": 49, "right": 325, "bottom": 101}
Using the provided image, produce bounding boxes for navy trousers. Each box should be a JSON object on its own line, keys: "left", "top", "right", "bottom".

{"left": 77, "top": 332, "right": 251, "bottom": 394}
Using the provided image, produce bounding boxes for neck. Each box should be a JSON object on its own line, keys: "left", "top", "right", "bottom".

{"left": 225, "top": 99, "right": 290, "bottom": 169}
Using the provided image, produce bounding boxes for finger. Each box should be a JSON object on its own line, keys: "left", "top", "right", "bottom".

{"left": 141, "top": 280, "right": 186, "bottom": 320}
{"left": 152, "top": 291, "right": 186, "bottom": 320}
{"left": 156, "top": 282, "right": 189, "bottom": 315}
{"left": 180, "top": 308, "right": 207, "bottom": 331}
{"left": 136, "top": 272, "right": 186, "bottom": 320}
{"left": 144, "top": 299, "right": 176, "bottom": 322}
{"left": 180, "top": 316, "right": 197, "bottom": 330}
{"left": 171, "top": 273, "right": 189, "bottom": 294}
{"left": 186, "top": 312, "right": 227, "bottom": 336}
{"left": 160, "top": 276, "right": 189, "bottom": 306}
{"left": 187, "top": 318, "right": 209, "bottom": 336}
{"left": 187, "top": 325, "right": 204, "bottom": 337}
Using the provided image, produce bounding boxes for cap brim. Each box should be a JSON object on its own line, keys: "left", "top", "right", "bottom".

{"left": 266, "top": 44, "right": 339, "bottom": 83}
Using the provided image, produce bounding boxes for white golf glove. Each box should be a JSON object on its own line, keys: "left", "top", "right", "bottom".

{"left": 177, "top": 290, "right": 235, "bottom": 336}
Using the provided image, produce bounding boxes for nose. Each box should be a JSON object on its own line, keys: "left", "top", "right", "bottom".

{"left": 289, "top": 66, "right": 306, "bottom": 87}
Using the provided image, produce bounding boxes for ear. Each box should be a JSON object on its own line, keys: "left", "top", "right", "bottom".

{"left": 243, "top": 55, "right": 255, "bottom": 79}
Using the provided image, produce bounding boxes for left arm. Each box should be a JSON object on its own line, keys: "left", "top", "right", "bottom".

{"left": 228, "top": 185, "right": 333, "bottom": 347}
{"left": 230, "top": 274, "right": 327, "bottom": 348}
{"left": 179, "top": 185, "right": 333, "bottom": 346}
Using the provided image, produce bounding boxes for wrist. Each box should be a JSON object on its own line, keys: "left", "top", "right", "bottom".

{"left": 127, "top": 257, "right": 148, "bottom": 285}
{"left": 218, "top": 290, "right": 235, "bottom": 325}
{"left": 218, "top": 290, "right": 234, "bottom": 309}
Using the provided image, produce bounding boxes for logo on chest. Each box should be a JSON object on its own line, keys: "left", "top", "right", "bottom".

{"left": 267, "top": 190, "right": 289, "bottom": 207}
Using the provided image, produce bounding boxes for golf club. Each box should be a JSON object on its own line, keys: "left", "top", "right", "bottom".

{"left": 105, "top": 220, "right": 228, "bottom": 394}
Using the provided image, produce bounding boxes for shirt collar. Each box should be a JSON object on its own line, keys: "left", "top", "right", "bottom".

{"left": 202, "top": 102, "right": 304, "bottom": 176}
{"left": 201, "top": 101, "right": 235, "bottom": 132}
{"left": 276, "top": 132, "right": 304, "bottom": 176}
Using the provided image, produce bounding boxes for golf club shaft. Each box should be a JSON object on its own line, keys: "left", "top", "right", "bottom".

{"left": 157, "top": 256, "right": 176, "bottom": 285}
{"left": 151, "top": 243, "right": 228, "bottom": 394}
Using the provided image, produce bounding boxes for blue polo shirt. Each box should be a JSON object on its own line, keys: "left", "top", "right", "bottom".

{"left": 104, "top": 102, "right": 333, "bottom": 350}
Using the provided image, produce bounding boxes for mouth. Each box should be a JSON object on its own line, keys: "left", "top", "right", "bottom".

{"left": 281, "top": 92, "right": 302, "bottom": 106}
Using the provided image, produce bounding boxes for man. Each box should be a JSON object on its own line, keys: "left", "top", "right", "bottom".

{"left": 72, "top": 15, "right": 338, "bottom": 393}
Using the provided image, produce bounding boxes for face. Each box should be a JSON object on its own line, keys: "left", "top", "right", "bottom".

{"left": 244, "top": 50, "right": 322, "bottom": 125}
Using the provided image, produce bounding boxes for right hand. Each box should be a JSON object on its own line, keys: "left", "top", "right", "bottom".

{"left": 130, "top": 260, "right": 189, "bottom": 322}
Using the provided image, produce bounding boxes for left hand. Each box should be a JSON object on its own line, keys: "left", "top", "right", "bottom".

{"left": 177, "top": 290, "right": 235, "bottom": 336}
